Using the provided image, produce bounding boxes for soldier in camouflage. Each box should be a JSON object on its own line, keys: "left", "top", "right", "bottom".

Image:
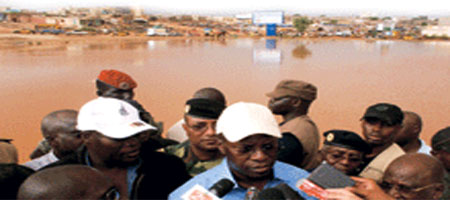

{"left": 163, "top": 88, "right": 226, "bottom": 176}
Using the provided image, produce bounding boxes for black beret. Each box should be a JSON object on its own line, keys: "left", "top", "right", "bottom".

{"left": 0, "top": 139, "right": 13, "bottom": 143}
{"left": 185, "top": 98, "right": 226, "bottom": 119}
{"left": 323, "top": 130, "right": 371, "bottom": 154}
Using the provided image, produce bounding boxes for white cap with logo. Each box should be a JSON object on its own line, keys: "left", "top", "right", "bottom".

{"left": 216, "top": 102, "right": 281, "bottom": 142}
{"left": 77, "top": 97, "right": 156, "bottom": 139}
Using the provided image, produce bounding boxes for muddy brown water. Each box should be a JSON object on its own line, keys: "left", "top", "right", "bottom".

{"left": 0, "top": 38, "right": 449, "bottom": 163}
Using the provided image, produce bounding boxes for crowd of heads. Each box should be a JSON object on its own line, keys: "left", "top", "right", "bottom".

{"left": 0, "top": 70, "right": 448, "bottom": 200}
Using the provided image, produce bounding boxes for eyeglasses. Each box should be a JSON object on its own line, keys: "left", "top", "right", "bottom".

{"left": 380, "top": 181, "right": 440, "bottom": 196}
{"left": 100, "top": 187, "right": 120, "bottom": 200}
{"left": 325, "top": 152, "right": 363, "bottom": 163}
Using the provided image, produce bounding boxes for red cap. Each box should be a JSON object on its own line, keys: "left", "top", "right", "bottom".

{"left": 97, "top": 69, "right": 137, "bottom": 90}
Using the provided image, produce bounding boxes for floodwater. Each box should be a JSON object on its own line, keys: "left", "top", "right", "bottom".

{"left": 0, "top": 38, "right": 449, "bottom": 163}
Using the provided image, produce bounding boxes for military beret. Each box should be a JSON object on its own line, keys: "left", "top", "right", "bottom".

{"left": 97, "top": 69, "right": 137, "bottom": 90}
{"left": 185, "top": 98, "right": 226, "bottom": 119}
{"left": 323, "top": 130, "right": 371, "bottom": 153}
{"left": 0, "top": 139, "right": 12, "bottom": 143}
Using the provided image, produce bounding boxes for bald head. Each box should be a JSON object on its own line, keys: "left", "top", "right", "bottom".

{"left": 386, "top": 153, "right": 444, "bottom": 183}
{"left": 41, "top": 109, "right": 77, "bottom": 136}
{"left": 382, "top": 153, "right": 444, "bottom": 199}
{"left": 41, "top": 110, "right": 82, "bottom": 158}
{"left": 394, "top": 111, "right": 422, "bottom": 146}
{"left": 18, "top": 165, "right": 115, "bottom": 199}
{"left": 193, "top": 87, "right": 226, "bottom": 105}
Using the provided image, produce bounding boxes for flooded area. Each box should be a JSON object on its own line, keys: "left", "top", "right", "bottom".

{"left": 0, "top": 38, "right": 449, "bottom": 163}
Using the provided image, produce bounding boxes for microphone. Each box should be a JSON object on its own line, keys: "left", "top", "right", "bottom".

{"left": 181, "top": 178, "right": 234, "bottom": 200}
{"left": 274, "top": 183, "right": 304, "bottom": 200}
{"left": 244, "top": 186, "right": 259, "bottom": 200}
{"left": 255, "top": 188, "right": 285, "bottom": 199}
{"left": 208, "top": 178, "right": 235, "bottom": 198}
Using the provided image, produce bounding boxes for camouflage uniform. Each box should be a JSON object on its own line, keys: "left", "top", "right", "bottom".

{"left": 164, "top": 141, "right": 223, "bottom": 176}
{"left": 442, "top": 172, "right": 450, "bottom": 200}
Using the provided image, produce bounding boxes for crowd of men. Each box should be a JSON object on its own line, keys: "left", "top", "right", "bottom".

{"left": 0, "top": 69, "right": 449, "bottom": 200}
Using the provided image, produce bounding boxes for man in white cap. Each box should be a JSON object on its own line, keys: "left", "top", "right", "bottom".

{"left": 169, "top": 102, "right": 314, "bottom": 200}
{"left": 44, "top": 97, "right": 190, "bottom": 199}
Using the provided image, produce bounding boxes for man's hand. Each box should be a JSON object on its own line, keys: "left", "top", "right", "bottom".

{"left": 348, "top": 176, "right": 394, "bottom": 200}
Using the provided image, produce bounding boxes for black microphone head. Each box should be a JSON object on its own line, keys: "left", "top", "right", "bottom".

{"left": 208, "top": 178, "right": 235, "bottom": 197}
{"left": 274, "top": 183, "right": 304, "bottom": 200}
{"left": 256, "top": 188, "right": 285, "bottom": 200}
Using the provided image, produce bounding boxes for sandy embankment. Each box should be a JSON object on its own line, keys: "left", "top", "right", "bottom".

{"left": 0, "top": 22, "right": 173, "bottom": 51}
{"left": 0, "top": 33, "right": 355, "bottom": 52}
{"left": 0, "top": 33, "right": 181, "bottom": 51}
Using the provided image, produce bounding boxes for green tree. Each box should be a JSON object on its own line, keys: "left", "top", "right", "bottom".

{"left": 293, "top": 17, "right": 312, "bottom": 33}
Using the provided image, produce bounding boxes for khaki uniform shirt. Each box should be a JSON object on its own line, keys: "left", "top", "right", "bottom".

{"left": 280, "top": 115, "right": 320, "bottom": 170}
{"left": 163, "top": 141, "right": 223, "bottom": 176}
{"left": 359, "top": 143, "right": 405, "bottom": 183}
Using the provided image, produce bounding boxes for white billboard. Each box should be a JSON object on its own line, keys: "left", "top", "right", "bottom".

{"left": 252, "top": 11, "right": 284, "bottom": 25}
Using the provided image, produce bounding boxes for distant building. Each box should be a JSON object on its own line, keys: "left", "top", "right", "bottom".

{"left": 0, "top": 13, "right": 6, "bottom": 22}
{"left": 146, "top": 25, "right": 168, "bottom": 36}
{"left": 6, "top": 12, "right": 32, "bottom": 23}
{"left": 422, "top": 26, "right": 450, "bottom": 37}
{"left": 0, "top": 7, "right": 10, "bottom": 12}
{"left": 439, "top": 17, "right": 450, "bottom": 26}
{"left": 30, "top": 15, "right": 46, "bottom": 24}
{"left": 421, "top": 17, "right": 450, "bottom": 37}
{"left": 235, "top": 13, "right": 252, "bottom": 24}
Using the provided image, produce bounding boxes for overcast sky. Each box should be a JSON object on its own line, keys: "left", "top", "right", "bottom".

{"left": 2, "top": 0, "right": 449, "bottom": 17}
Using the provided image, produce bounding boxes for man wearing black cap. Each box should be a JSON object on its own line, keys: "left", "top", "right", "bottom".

{"left": 319, "top": 130, "right": 370, "bottom": 175}
{"left": 163, "top": 94, "right": 226, "bottom": 176}
{"left": 358, "top": 103, "right": 405, "bottom": 182}
{"left": 431, "top": 126, "right": 450, "bottom": 199}
{"left": 166, "top": 87, "right": 227, "bottom": 143}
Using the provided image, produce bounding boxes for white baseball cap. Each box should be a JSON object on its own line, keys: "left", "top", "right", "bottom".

{"left": 216, "top": 102, "right": 281, "bottom": 142}
{"left": 77, "top": 97, "right": 156, "bottom": 139}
